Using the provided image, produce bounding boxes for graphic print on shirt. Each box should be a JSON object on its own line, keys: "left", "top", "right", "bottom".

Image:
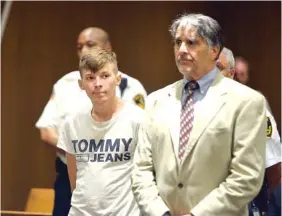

{"left": 72, "top": 138, "right": 133, "bottom": 162}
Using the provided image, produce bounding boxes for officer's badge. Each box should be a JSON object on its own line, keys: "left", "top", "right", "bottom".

{"left": 266, "top": 117, "right": 272, "bottom": 138}
{"left": 133, "top": 94, "right": 145, "bottom": 109}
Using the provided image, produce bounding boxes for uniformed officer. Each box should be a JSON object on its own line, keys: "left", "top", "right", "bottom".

{"left": 35, "top": 27, "right": 147, "bottom": 216}
{"left": 218, "top": 47, "right": 281, "bottom": 216}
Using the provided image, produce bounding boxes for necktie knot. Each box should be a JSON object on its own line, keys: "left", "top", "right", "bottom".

{"left": 185, "top": 80, "right": 199, "bottom": 93}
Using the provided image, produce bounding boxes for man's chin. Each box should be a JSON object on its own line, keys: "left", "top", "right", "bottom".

{"left": 92, "top": 97, "right": 107, "bottom": 105}
{"left": 178, "top": 68, "right": 193, "bottom": 77}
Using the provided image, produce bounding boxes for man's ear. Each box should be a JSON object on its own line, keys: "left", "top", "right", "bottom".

{"left": 230, "top": 69, "right": 235, "bottom": 79}
{"left": 78, "top": 79, "right": 84, "bottom": 90}
{"left": 211, "top": 45, "right": 220, "bottom": 61}
{"left": 104, "top": 41, "right": 112, "bottom": 52}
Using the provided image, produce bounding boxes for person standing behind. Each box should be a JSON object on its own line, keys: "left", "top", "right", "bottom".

{"left": 216, "top": 47, "right": 235, "bottom": 79}
{"left": 57, "top": 47, "right": 143, "bottom": 216}
{"left": 35, "top": 27, "right": 147, "bottom": 216}
{"left": 235, "top": 56, "right": 272, "bottom": 114}
{"left": 131, "top": 13, "right": 266, "bottom": 216}
{"left": 234, "top": 56, "right": 249, "bottom": 84}
{"left": 218, "top": 48, "right": 281, "bottom": 216}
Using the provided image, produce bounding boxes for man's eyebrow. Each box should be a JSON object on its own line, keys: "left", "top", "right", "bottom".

{"left": 100, "top": 71, "right": 109, "bottom": 74}
{"left": 86, "top": 40, "right": 97, "bottom": 45}
{"left": 85, "top": 72, "right": 95, "bottom": 76}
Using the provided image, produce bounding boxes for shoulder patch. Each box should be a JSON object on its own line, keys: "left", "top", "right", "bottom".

{"left": 266, "top": 117, "right": 272, "bottom": 138}
{"left": 133, "top": 94, "right": 145, "bottom": 109}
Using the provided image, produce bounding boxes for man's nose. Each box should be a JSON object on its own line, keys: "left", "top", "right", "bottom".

{"left": 179, "top": 42, "right": 188, "bottom": 54}
{"left": 81, "top": 46, "right": 89, "bottom": 55}
{"left": 94, "top": 77, "right": 102, "bottom": 88}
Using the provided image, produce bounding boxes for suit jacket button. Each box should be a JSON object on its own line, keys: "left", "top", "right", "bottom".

{"left": 178, "top": 183, "right": 183, "bottom": 188}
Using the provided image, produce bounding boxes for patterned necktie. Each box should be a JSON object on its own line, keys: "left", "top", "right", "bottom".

{"left": 179, "top": 81, "right": 199, "bottom": 160}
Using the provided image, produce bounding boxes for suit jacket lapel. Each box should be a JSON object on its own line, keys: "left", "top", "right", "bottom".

{"left": 182, "top": 72, "right": 227, "bottom": 162}
{"left": 168, "top": 80, "right": 184, "bottom": 165}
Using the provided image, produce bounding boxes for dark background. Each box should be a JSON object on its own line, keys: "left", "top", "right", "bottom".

{"left": 2, "top": 1, "right": 281, "bottom": 210}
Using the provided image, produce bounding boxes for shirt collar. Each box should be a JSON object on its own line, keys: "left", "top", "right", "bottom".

{"left": 183, "top": 67, "right": 217, "bottom": 94}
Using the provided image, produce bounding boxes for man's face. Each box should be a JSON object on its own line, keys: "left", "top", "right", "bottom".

{"left": 79, "top": 63, "right": 121, "bottom": 105}
{"left": 235, "top": 60, "right": 249, "bottom": 84}
{"left": 76, "top": 31, "right": 106, "bottom": 58}
{"left": 217, "top": 53, "right": 235, "bottom": 79}
{"left": 174, "top": 26, "right": 219, "bottom": 80}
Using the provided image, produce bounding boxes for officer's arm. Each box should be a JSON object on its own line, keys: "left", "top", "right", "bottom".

{"left": 57, "top": 119, "right": 77, "bottom": 191}
{"left": 36, "top": 88, "right": 62, "bottom": 150}
{"left": 265, "top": 110, "right": 282, "bottom": 193}
{"left": 66, "top": 152, "right": 77, "bottom": 192}
{"left": 39, "top": 127, "right": 65, "bottom": 154}
{"left": 130, "top": 79, "right": 147, "bottom": 109}
{"left": 39, "top": 127, "right": 58, "bottom": 147}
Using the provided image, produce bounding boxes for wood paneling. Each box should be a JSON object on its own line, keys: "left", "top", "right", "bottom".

{"left": 2, "top": 1, "right": 280, "bottom": 210}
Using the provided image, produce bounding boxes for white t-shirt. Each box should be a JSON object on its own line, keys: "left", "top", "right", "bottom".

{"left": 57, "top": 102, "right": 144, "bottom": 216}
{"left": 35, "top": 71, "right": 147, "bottom": 163}
{"left": 265, "top": 108, "right": 281, "bottom": 168}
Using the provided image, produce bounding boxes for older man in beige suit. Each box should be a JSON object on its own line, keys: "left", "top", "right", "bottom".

{"left": 131, "top": 13, "right": 267, "bottom": 216}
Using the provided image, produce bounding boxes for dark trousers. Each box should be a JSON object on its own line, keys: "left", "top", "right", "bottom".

{"left": 249, "top": 174, "right": 268, "bottom": 215}
{"left": 267, "top": 184, "right": 281, "bottom": 216}
{"left": 52, "top": 157, "right": 72, "bottom": 216}
{"left": 248, "top": 203, "right": 254, "bottom": 216}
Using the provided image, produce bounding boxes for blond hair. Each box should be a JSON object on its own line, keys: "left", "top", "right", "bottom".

{"left": 79, "top": 47, "right": 117, "bottom": 75}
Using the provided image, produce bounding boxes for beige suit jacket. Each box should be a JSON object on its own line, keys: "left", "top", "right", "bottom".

{"left": 132, "top": 72, "right": 266, "bottom": 216}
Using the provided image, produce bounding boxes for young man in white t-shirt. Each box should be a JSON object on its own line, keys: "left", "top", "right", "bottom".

{"left": 35, "top": 27, "right": 147, "bottom": 216}
{"left": 57, "top": 47, "right": 143, "bottom": 216}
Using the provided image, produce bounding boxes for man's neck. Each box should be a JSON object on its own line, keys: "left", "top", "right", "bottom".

{"left": 91, "top": 98, "right": 123, "bottom": 122}
{"left": 186, "top": 64, "right": 216, "bottom": 81}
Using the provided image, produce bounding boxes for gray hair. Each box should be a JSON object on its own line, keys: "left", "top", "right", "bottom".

{"left": 221, "top": 47, "right": 235, "bottom": 69}
{"left": 169, "top": 13, "right": 223, "bottom": 59}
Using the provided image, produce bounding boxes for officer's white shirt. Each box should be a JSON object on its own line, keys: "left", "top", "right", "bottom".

{"left": 35, "top": 71, "right": 147, "bottom": 163}
{"left": 265, "top": 108, "right": 281, "bottom": 168}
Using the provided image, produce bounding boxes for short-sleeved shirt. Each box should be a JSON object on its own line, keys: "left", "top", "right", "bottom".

{"left": 57, "top": 103, "right": 144, "bottom": 216}
{"left": 35, "top": 71, "right": 147, "bottom": 163}
{"left": 265, "top": 109, "right": 281, "bottom": 168}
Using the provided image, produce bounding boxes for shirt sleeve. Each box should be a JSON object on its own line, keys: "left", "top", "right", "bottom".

{"left": 57, "top": 119, "right": 75, "bottom": 154}
{"left": 35, "top": 85, "right": 61, "bottom": 129}
{"left": 126, "top": 78, "right": 147, "bottom": 109}
{"left": 265, "top": 109, "right": 282, "bottom": 168}
{"left": 35, "top": 99, "right": 59, "bottom": 129}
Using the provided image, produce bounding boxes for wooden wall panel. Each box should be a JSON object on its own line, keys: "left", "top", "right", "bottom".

{"left": 210, "top": 2, "right": 281, "bottom": 131}
{"left": 1, "top": 1, "right": 280, "bottom": 210}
